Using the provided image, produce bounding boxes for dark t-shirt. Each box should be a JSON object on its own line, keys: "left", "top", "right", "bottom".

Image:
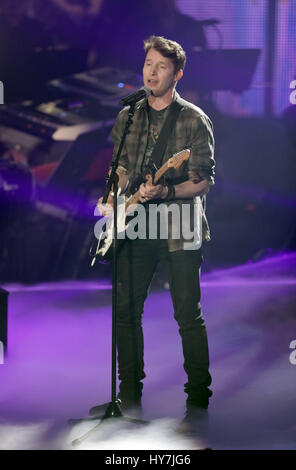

{"left": 141, "top": 105, "right": 169, "bottom": 175}
{"left": 139, "top": 104, "right": 172, "bottom": 216}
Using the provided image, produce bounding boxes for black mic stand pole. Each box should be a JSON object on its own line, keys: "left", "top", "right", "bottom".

{"left": 71, "top": 103, "right": 148, "bottom": 447}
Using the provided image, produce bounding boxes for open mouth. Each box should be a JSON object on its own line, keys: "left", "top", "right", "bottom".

{"left": 148, "top": 79, "right": 159, "bottom": 85}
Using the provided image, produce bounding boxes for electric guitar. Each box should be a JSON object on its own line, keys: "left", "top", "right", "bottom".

{"left": 91, "top": 148, "right": 191, "bottom": 264}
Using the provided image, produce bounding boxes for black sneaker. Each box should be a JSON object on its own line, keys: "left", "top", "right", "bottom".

{"left": 175, "top": 404, "right": 209, "bottom": 440}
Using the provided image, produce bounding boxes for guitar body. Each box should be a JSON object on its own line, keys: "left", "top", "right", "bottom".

{"left": 91, "top": 149, "right": 191, "bottom": 266}
{"left": 93, "top": 205, "right": 130, "bottom": 264}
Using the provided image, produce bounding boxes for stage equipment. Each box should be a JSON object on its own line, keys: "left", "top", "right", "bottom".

{"left": 70, "top": 101, "right": 148, "bottom": 447}
{"left": 49, "top": 67, "right": 144, "bottom": 107}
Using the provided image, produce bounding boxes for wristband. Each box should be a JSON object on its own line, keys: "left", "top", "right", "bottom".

{"left": 164, "top": 184, "right": 175, "bottom": 201}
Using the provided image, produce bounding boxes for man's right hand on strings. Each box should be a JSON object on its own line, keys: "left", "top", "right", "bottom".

{"left": 97, "top": 194, "right": 114, "bottom": 217}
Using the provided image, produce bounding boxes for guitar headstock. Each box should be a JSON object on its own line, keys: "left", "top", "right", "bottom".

{"left": 167, "top": 149, "right": 191, "bottom": 169}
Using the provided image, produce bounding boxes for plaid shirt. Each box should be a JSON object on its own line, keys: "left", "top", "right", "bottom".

{"left": 110, "top": 90, "right": 215, "bottom": 251}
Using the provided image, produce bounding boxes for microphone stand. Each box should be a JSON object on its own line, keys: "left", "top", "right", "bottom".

{"left": 71, "top": 103, "right": 149, "bottom": 447}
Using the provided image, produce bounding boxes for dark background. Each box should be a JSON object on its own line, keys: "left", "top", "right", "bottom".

{"left": 0, "top": 0, "right": 295, "bottom": 283}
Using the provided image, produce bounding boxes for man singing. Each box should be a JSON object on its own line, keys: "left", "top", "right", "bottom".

{"left": 96, "top": 35, "right": 215, "bottom": 420}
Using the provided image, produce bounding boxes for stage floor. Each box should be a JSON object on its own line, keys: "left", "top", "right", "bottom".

{"left": 1, "top": 253, "right": 296, "bottom": 450}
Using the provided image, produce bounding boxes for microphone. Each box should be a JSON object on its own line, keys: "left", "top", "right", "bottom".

{"left": 119, "top": 86, "right": 151, "bottom": 106}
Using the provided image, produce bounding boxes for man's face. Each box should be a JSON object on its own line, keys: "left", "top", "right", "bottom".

{"left": 143, "top": 48, "right": 181, "bottom": 98}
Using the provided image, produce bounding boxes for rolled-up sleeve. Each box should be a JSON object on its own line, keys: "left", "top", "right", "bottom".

{"left": 188, "top": 114, "right": 215, "bottom": 185}
{"left": 110, "top": 108, "right": 129, "bottom": 175}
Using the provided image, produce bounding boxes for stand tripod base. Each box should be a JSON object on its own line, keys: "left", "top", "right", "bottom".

{"left": 70, "top": 399, "right": 150, "bottom": 447}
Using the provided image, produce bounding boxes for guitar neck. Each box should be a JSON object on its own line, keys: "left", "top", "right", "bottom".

{"left": 154, "top": 161, "right": 170, "bottom": 183}
{"left": 125, "top": 190, "right": 141, "bottom": 211}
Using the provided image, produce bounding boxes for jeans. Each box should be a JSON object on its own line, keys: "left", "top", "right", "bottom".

{"left": 116, "top": 237, "right": 212, "bottom": 407}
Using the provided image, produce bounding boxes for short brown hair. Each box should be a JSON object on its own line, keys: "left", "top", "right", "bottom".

{"left": 144, "top": 35, "right": 186, "bottom": 73}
